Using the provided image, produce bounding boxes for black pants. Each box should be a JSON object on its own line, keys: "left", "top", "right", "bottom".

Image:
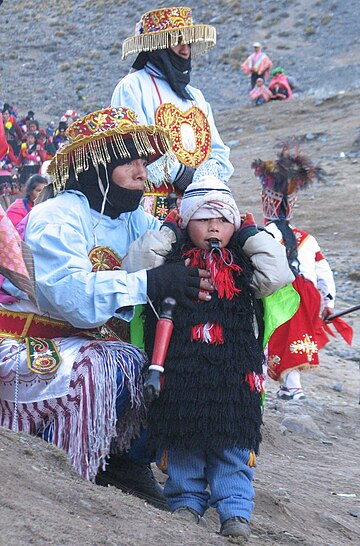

{"left": 251, "top": 72, "right": 264, "bottom": 89}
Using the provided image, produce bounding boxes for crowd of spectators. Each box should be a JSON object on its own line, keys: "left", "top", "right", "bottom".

{"left": 0, "top": 101, "right": 78, "bottom": 207}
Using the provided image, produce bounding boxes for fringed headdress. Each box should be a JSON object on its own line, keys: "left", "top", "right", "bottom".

{"left": 47, "top": 107, "right": 172, "bottom": 194}
{"left": 252, "top": 141, "right": 324, "bottom": 222}
{"left": 122, "top": 7, "right": 216, "bottom": 60}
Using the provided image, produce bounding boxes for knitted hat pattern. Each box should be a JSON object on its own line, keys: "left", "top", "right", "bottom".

{"left": 179, "top": 176, "right": 241, "bottom": 229}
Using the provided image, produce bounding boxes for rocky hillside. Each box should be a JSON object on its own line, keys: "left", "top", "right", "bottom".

{"left": 1, "top": 0, "right": 359, "bottom": 122}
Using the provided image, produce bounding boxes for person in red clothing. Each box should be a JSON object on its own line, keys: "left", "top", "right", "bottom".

{"left": 268, "top": 68, "right": 293, "bottom": 100}
{"left": 252, "top": 143, "right": 352, "bottom": 401}
{"left": 0, "top": 112, "right": 20, "bottom": 208}
{"left": 2, "top": 105, "right": 24, "bottom": 155}
{"left": 17, "top": 132, "right": 43, "bottom": 186}
{"left": 6, "top": 174, "right": 47, "bottom": 227}
{"left": 249, "top": 77, "right": 273, "bottom": 106}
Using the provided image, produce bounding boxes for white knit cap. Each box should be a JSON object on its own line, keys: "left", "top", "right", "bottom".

{"left": 179, "top": 176, "right": 241, "bottom": 229}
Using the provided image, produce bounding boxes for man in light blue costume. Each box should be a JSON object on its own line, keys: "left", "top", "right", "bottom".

{"left": 0, "top": 107, "right": 213, "bottom": 508}
{"left": 111, "top": 6, "right": 234, "bottom": 220}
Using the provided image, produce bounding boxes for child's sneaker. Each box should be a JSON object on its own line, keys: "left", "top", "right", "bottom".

{"left": 277, "top": 385, "right": 306, "bottom": 400}
{"left": 172, "top": 507, "right": 199, "bottom": 523}
{"left": 220, "top": 516, "right": 251, "bottom": 540}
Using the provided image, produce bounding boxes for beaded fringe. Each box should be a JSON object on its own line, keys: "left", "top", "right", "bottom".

{"left": 122, "top": 25, "right": 216, "bottom": 60}
{"left": 50, "top": 128, "right": 171, "bottom": 194}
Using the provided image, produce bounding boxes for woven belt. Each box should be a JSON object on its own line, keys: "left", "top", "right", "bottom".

{"left": 0, "top": 308, "right": 81, "bottom": 340}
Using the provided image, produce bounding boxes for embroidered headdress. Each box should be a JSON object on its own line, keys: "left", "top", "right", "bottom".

{"left": 122, "top": 6, "right": 216, "bottom": 60}
{"left": 252, "top": 141, "right": 324, "bottom": 222}
{"left": 47, "top": 107, "right": 171, "bottom": 194}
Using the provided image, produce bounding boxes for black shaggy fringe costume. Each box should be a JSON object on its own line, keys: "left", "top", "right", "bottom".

{"left": 144, "top": 234, "right": 264, "bottom": 455}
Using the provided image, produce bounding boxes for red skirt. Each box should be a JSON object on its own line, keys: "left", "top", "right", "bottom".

{"left": 267, "top": 276, "right": 329, "bottom": 381}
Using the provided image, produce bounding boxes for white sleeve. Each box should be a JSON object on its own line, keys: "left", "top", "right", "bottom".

{"left": 193, "top": 92, "right": 234, "bottom": 182}
{"left": 316, "top": 257, "right": 336, "bottom": 308}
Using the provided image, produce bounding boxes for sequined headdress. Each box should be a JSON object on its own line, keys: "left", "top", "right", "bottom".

{"left": 47, "top": 107, "right": 172, "bottom": 194}
{"left": 122, "top": 6, "right": 216, "bottom": 60}
{"left": 252, "top": 142, "right": 324, "bottom": 222}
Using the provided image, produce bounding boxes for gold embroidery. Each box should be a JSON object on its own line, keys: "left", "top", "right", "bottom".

{"left": 155, "top": 104, "right": 211, "bottom": 168}
{"left": 290, "top": 333, "right": 318, "bottom": 363}
{"left": 88, "top": 246, "right": 122, "bottom": 271}
{"left": 25, "top": 337, "right": 61, "bottom": 375}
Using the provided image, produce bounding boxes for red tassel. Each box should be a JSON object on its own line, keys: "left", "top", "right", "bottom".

{"left": 244, "top": 372, "right": 264, "bottom": 394}
{"left": 211, "top": 323, "right": 225, "bottom": 344}
{"left": 191, "top": 322, "right": 224, "bottom": 345}
{"left": 245, "top": 372, "right": 256, "bottom": 391}
{"left": 183, "top": 247, "right": 242, "bottom": 300}
{"left": 324, "top": 317, "right": 353, "bottom": 346}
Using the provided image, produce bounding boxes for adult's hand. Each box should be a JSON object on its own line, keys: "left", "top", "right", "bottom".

{"left": 321, "top": 306, "right": 333, "bottom": 320}
{"left": 147, "top": 263, "right": 213, "bottom": 307}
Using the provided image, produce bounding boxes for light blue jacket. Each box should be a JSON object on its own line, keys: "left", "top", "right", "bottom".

{"left": 2, "top": 191, "right": 160, "bottom": 327}
{"left": 111, "top": 64, "right": 234, "bottom": 182}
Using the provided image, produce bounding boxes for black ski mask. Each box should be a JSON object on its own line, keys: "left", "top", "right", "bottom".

{"left": 66, "top": 143, "right": 145, "bottom": 219}
{"left": 132, "top": 48, "right": 192, "bottom": 100}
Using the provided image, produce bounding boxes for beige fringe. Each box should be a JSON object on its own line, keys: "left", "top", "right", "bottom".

{"left": 122, "top": 25, "right": 216, "bottom": 60}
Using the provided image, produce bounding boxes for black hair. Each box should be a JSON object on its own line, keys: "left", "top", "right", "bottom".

{"left": 25, "top": 174, "right": 47, "bottom": 199}
{"left": 273, "top": 217, "right": 300, "bottom": 275}
{"left": 27, "top": 131, "right": 38, "bottom": 143}
{"left": 29, "top": 119, "right": 39, "bottom": 130}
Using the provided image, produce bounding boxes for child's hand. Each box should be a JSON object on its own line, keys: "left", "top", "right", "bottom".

{"left": 235, "top": 211, "right": 259, "bottom": 247}
{"left": 240, "top": 212, "right": 256, "bottom": 229}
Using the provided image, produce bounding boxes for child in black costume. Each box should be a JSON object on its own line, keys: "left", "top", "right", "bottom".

{"left": 144, "top": 176, "right": 294, "bottom": 540}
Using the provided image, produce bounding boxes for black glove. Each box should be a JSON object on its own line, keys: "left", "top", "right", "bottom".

{"left": 147, "top": 263, "right": 201, "bottom": 307}
{"left": 173, "top": 164, "right": 196, "bottom": 193}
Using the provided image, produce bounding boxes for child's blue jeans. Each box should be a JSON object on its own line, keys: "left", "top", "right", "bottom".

{"left": 159, "top": 446, "right": 255, "bottom": 523}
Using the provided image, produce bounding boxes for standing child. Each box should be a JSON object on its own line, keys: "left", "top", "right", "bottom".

{"left": 17, "top": 132, "right": 42, "bottom": 187}
{"left": 144, "top": 177, "right": 294, "bottom": 541}
{"left": 252, "top": 143, "right": 351, "bottom": 400}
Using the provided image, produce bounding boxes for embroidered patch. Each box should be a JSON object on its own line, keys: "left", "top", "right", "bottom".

{"left": 289, "top": 333, "right": 318, "bottom": 363}
{"left": 25, "top": 337, "right": 61, "bottom": 375}
{"left": 268, "top": 354, "right": 281, "bottom": 373}
{"left": 88, "top": 246, "right": 131, "bottom": 342}
{"left": 156, "top": 104, "right": 211, "bottom": 168}
{"left": 88, "top": 246, "right": 122, "bottom": 271}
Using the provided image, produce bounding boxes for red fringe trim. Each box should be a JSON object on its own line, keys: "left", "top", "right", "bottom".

{"left": 191, "top": 322, "right": 224, "bottom": 345}
{"left": 183, "top": 247, "right": 242, "bottom": 300}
